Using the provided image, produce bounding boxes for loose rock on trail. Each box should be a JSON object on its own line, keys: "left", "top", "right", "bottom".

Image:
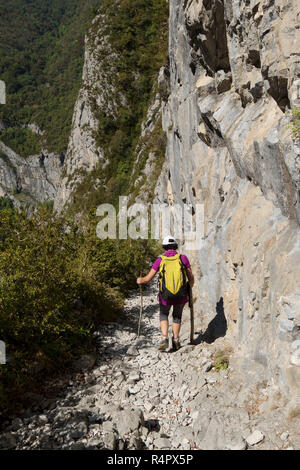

{"left": 0, "top": 283, "right": 298, "bottom": 450}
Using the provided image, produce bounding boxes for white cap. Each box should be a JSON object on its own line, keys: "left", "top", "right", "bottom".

{"left": 162, "top": 235, "right": 177, "bottom": 245}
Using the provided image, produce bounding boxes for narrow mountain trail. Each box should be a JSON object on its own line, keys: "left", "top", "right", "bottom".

{"left": 0, "top": 282, "right": 298, "bottom": 450}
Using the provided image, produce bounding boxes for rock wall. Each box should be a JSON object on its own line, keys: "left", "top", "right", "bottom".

{"left": 0, "top": 141, "right": 61, "bottom": 211}
{"left": 53, "top": 13, "right": 115, "bottom": 212}
{"left": 156, "top": 0, "right": 300, "bottom": 402}
{"left": 54, "top": 9, "right": 168, "bottom": 212}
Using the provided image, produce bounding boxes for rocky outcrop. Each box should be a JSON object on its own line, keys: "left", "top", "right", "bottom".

{"left": 0, "top": 80, "right": 5, "bottom": 105}
{"left": 0, "top": 141, "right": 61, "bottom": 211}
{"left": 53, "top": 13, "right": 123, "bottom": 212}
{"left": 53, "top": 13, "right": 169, "bottom": 213}
{"left": 156, "top": 0, "right": 300, "bottom": 402}
{"left": 127, "top": 83, "right": 167, "bottom": 205}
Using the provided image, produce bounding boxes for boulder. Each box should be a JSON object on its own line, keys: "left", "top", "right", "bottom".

{"left": 115, "top": 408, "right": 144, "bottom": 436}
{"left": 246, "top": 430, "right": 264, "bottom": 446}
{"left": 72, "top": 354, "right": 96, "bottom": 372}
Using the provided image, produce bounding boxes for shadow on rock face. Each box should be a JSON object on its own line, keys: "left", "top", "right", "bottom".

{"left": 195, "top": 296, "right": 227, "bottom": 344}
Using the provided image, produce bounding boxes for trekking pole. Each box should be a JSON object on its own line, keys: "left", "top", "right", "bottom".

{"left": 137, "top": 271, "right": 143, "bottom": 337}
{"left": 188, "top": 283, "right": 195, "bottom": 345}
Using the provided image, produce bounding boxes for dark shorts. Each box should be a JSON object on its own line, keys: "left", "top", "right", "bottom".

{"left": 159, "top": 303, "right": 185, "bottom": 324}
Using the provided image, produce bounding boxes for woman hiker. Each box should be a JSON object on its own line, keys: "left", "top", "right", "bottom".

{"left": 136, "top": 236, "right": 194, "bottom": 351}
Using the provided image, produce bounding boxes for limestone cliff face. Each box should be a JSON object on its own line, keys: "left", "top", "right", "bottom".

{"left": 53, "top": 13, "right": 115, "bottom": 211}
{"left": 53, "top": 9, "right": 168, "bottom": 212}
{"left": 156, "top": 0, "right": 300, "bottom": 400}
{"left": 0, "top": 141, "right": 61, "bottom": 211}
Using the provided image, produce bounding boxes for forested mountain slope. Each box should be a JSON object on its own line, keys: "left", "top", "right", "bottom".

{"left": 0, "top": 0, "right": 100, "bottom": 155}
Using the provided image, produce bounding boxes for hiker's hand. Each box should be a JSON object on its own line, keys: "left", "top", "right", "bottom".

{"left": 137, "top": 269, "right": 156, "bottom": 285}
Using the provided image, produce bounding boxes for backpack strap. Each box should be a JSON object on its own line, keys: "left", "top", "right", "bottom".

{"left": 157, "top": 256, "right": 163, "bottom": 289}
{"left": 160, "top": 257, "right": 166, "bottom": 290}
{"left": 179, "top": 254, "right": 187, "bottom": 285}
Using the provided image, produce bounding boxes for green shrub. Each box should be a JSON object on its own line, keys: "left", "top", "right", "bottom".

{"left": 286, "top": 108, "right": 300, "bottom": 140}
{"left": 0, "top": 196, "right": 14, "bottom": 211}
{"left": 213, "top": 350, "right": 230, "bottom": 372}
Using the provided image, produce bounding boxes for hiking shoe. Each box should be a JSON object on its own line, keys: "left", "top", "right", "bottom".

{"left": 172, "top": 337, "right": 181, "bottom": 351}
{"left": 157, "top": 337, "right": 169, "bottom": 351}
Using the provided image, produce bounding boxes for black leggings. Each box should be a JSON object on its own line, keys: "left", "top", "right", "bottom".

{"left": 159, "top": 303, "right": 185, "bottom": 324}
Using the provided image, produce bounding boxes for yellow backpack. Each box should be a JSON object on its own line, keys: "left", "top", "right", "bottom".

{"left": 159, "top": 254, "right": 187, "bottom": 302}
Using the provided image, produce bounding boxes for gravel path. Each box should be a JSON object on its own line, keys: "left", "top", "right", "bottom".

{"left": 0, "top": 282, "right": 299, "bottom": 450}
